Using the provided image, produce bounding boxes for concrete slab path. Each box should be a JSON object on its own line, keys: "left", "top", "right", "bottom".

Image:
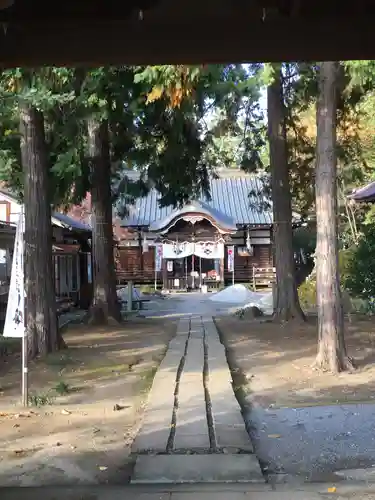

{"left": 131, "top": 316, "right": 262, "bottom": 484}
{"left": 4, "top": 483, "right": 375, "bottom": 500}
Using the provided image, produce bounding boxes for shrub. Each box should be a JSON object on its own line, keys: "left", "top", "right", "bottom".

{"left": 345, "top": 225, "right": 375, "bottom": 301}
{"left": 298, "top": 278, "right": 317, "bottom": 309}
{"left": 297, "top": 248, "right": 358, "bottom": 311}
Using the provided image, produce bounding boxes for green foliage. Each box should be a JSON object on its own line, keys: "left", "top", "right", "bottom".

{"left": 0, "top": 64, "right": 266, "bottom": 213}
{"left": 298, "top": 248, "right": 356, "bottom": 310}
{"left": 133, "top": 64, "right": 265, "bottom": 206}
{"left": 28, "top": 392, "right": 54, "bottom": 407}
{"left": 281, "top": 61, "right": 375, "bottom": 218}
{"left": 298, "top": 278, "right": 317, "bottom": 310}
{"left": 345, "top": 225, "right": 375, "bottom": 301}
{"left": 53, "top": 380, "right": 71, "bottom": 396}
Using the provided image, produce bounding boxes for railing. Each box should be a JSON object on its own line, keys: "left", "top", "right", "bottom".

{"left": 252, "top": 267, "right": 276, "bottom": 291}
{"left": 116, "top": 270, "right": 159, "bottom": 286}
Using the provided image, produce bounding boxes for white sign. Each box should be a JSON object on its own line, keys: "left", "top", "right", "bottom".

{"left": 162, "top": 242, "right": 224, "bottom": 260}
{"left": 227, "top": 245, "right": 234, "bottom": 273}
{"left": 167, "top": 261, "right": 173, "bottom": 272}
{"left": 3, "top": 213, "right": 25, "bottom": 338}
{"left": 155, "top": 245, "right": 163, "bottom": 272}
{"left": 194, "top": 242, "right": 224, "bottom": 259}
{"left": 163, "top": 242, "right": 194, "bottom": 259}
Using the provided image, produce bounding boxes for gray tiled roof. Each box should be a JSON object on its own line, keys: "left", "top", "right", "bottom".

{"left": 52, "top": 212, "right": 91, "bottom": 232}
{"left": 121, "top": 176, "right": 272, "bottom": 228}
{"left": 349, "top": 181, "right": 375, "bottom": 202}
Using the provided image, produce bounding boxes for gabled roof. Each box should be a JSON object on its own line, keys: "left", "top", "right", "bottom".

{"left": 0, "top": 187, "right": 91, "bottom": 232}
{"left": 349, "top": 181, "right": 375, "bottom": 202}
{"left": 121, "top": 175, "right": 272, "bottom": 228}
{"left": 149, "top": 200, "right": 237, "bottom": 233}
{"left": 52, "top": 211, "right": 91, "bottom": 232}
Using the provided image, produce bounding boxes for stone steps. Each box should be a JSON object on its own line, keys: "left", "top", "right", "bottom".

{"left": 131, "top": 316, "right": 262, "bottom": 484}
{"left": 131, "top": 454, "right": 264, "bottom": 484}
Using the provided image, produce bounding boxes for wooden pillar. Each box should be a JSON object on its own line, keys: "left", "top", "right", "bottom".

{"left": 220, "top": 254, "right": 225, "bottom": 284}
{"left": 162, "top": 258, "right": 168, "bottom": 290}
{"left": 138, "top": 230, "right": 144, "bottom": 272}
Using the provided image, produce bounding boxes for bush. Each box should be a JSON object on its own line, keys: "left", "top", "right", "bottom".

{"left": 297, "top": 248, "right": 358, "bottom": 311}
{"left": 345, "top": 225, "right": 375, "bottom": 301}
{"left": 298, "top": 278, "right": 317, "bottom": 309}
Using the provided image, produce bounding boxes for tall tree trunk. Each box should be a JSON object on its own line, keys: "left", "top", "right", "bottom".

{"left": 87, "top": 117, "right": 121, "bottom": 325}
{"left": 314, "top": 61, "right": 353, "bottom": 372}
{"left": 267, "top": 65, "right": 305, "bottom": 322}
{"left": 20, "top": 103, "right": 63, "bottom": 359}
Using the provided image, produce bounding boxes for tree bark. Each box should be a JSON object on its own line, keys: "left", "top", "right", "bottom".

{"left": 87, "top": 117, "right": 121, "bottom": 325}
{"left": 314, "top": 61, "right": 354, "bottom": 373}
{"left": 267, "top": 65, "right": 305, "bottom": 322}
{"left": 20, "top": 102, "right": 64, "bottom": 359}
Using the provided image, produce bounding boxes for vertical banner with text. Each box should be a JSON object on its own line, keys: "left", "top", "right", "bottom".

{"left": 155, "top": 244, "right": 163, "bottom": 272}
{"left": 4, "top": 213, "right": 25, "bottom": 338}
{"left": 227, "top": 245, "right": 234, "bottom": 273}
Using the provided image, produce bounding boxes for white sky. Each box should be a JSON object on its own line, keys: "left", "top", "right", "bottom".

{"left": 259, "top": 87, "right": 267, "bottom": 114}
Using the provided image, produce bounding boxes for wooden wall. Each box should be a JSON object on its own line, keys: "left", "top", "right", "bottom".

{"left": 224, "top": 244, "right": 273, "bottom": 283}
{"left": 117, "top": 247, "right": 155, "bottom": 283}
{"left": 117, "top": 244, "right": 273, "bottom": 285}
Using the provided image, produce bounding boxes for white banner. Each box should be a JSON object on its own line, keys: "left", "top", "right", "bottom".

{"left": 194, "top": 242, "right": 224, "bottom": 259}
{"left": 155, "top": 244, "right": 163, "bottom": 272}
{"left": 163, "top": 242, "right": 224, "bottom": 260}
{"left": 3, "top": 213, "right": 25, "bottom": 338}
{"left": 227, "top": 245, "right": 234, "bottom": 272}
{"left": 163, "top": 242, "right": 194, "bottom": 259}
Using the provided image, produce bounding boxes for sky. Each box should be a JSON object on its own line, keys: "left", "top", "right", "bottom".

{"left": 259, "top": 87, "right": 267, "bottom": 114}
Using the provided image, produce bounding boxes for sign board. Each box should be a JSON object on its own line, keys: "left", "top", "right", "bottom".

{"left": 174, "top": 279, "right": 180, "bottom": 287}
{"left": 155, "top": 245, "right": 163, "bottom": 272}
{"left": 167, "top": 260, "right": 173, "bottom": 272}
{"left": 227, "top": 245, "right": 234, "bottom": 272}
{"left": 4, "top": 213, "right": 25, "bottom": 338}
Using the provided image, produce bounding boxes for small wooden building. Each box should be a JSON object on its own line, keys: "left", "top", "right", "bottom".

{"left": 0, "top": 189, "right": 92, "bottom": 309}
{"left": 117, "top": 171, "right": 275, "bottom": 290}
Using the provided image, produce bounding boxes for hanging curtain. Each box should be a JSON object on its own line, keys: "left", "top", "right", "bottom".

{"left": 163, "top": 241, "right": 225, "bottom": 259}
{"left": 194, "top": 242, "right": 224, "bottom": 259}
{"left": 162, "top": 242, "right": 194, "bottom": 259}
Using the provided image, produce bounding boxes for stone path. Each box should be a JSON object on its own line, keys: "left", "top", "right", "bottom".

{"left": 131, "top": 316, "right": 263, "bottom": 484}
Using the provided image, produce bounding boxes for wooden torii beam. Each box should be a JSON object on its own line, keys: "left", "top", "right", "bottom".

{"left": 0, "top": 1, "right": 374, "bottom": 66}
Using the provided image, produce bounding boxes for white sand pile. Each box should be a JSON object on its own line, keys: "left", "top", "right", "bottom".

{"left": 209, "top": 284, "right": 260, "bottom": 304}
{"left": 209, "top": 284, "right": 273, "bottom": 314}
{"left": 117, "top": 286, "right": 142, "bottom": 302}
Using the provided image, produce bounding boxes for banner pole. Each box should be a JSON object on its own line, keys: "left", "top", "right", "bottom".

{"left": 21, "top": 205, "right": 28, "bottom": 407}
{"left": 22, "top": 333, "right": 28, "bottom": 406}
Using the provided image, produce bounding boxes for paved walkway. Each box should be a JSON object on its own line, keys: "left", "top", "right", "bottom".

{"left": 4, "top": 483, "right": 375, "bottom": 499}
{"left": 131, "top": 316, "right": 262, "bottom": 484}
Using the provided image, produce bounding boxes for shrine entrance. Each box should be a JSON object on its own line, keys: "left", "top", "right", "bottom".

{"left": 166, "top": 255, "right": 220, "bottom": 291}
{"left": 149, "top": 201, "right": 237, "bottom": 292}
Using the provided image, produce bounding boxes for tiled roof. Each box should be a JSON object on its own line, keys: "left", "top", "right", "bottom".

{"left": 51, "top": 212, "right": 91, "bottom": 232}
{"left": 121, "top": 175, "right": 272, "bottom": 228}
{"left": 349, "top": 181, "right": 375, "bottom": 202}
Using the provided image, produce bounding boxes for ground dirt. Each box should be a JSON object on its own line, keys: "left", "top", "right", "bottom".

{"left": 0, "top": 317, "right": 176, "bottom": 486}
{"left": 215, "top": 314, "right": 375, "bottom": 408}
{"left": 216, "top": 314, "right": 375, "bottom": 481}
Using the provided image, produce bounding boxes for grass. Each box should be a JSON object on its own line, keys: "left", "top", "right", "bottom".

{"left": 44, "top": 352, "right": 76, "bottom": 368}
{"left": 53, "top": 380, "right": 71, "bottom": 395}
{"left": 28, "top": 392, "right": 55, "bottom": 407}
{"left": 0, "top": 336, "right": 21, "bottom": 357}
